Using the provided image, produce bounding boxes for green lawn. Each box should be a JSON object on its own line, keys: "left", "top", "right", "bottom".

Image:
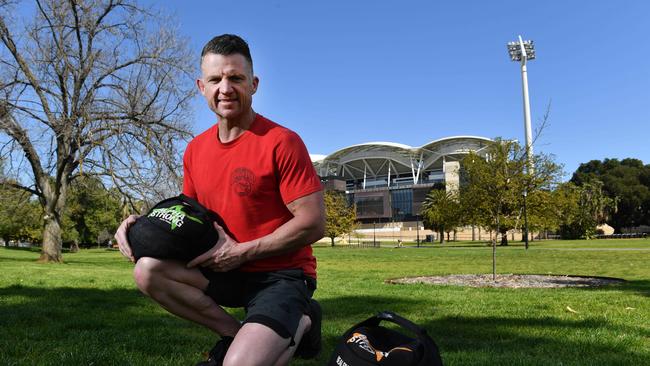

{"left": 1, "top": 239, "right": 649, "bottom": 365}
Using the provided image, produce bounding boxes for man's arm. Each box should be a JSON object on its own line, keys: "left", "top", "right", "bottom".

{"left": 187, "top": 190, "right": 325, "bottom": 271}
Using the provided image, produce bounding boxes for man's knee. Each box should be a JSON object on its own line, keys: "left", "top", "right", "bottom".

{"left": 133, "top": 257, "right": 165, "bottom": 295}
{"left": 223, "top": 323, "right": 292, "bottom": 366}
{"left": 223, "top": 342, "right": 285, "bottom": 366}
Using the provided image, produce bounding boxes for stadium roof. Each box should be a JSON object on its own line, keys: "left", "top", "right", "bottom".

{"left": 312, "top": 136, "right": 492, "bottom": 181}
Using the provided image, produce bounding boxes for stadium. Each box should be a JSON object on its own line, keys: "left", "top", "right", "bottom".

{"left": 311, "top": 136, "right": 492, "bottom": 242}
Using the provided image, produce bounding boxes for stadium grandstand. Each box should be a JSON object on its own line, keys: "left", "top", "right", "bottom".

{"left": 311, "top": 136, "right": 492, "bottom": 242}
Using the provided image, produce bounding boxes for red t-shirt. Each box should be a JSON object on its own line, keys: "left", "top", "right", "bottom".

{"left": 182, "top": 114, "right": 322, "bottom": 278}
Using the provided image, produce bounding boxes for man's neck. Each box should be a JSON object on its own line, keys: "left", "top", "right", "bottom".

{"left": 217, "top": 109, "right": 256, "bottom": 143}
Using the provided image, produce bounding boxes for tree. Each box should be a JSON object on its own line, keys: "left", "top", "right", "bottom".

{"left": 461, "top": 138, "right": 562, "bottom": 279}
{"left": 323, "top": 190, "right": 356, "bottom": 247}
{"left": 557, "top": 180, "right": 616, "bottom": 239}
{"left": 462, "top": 139, "right": 562, "bottom": 245}
{"left": 571, "top": 158, "right": 650, "bottom": 232}
{"left": 63, "top": 176, "right": 122, "bottom": 246}
{"left": 420, "top": 187, "right": 462, "bottom": 243}
{"left": 0, "top": 0, "right": 195, "bottom": 262}
{"left": 462, "top": 139, "right": 525, "bottom": 246}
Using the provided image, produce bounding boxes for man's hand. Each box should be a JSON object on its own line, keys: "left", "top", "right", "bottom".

{"left": 187, "top": 222, "right": 245, "bottom": 272}
{"left": 114, "top": 215, "right": 140, "bottom": 262}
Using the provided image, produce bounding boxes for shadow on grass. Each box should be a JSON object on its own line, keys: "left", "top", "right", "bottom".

{"left": 0, "top": 285, "right": 213, "bottom": 365}
{"left": 422, "top": 315, "right": 649, "bottom": 365}
{"left": 570, "top": 279, "right": 650, "bottom": 298}
{"left": 1, "top": 287, "right": 648, "bottom": 366}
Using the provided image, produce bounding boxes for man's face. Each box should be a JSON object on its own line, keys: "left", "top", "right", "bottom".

{"left": 197, "top": 53, "right": 258, "bottom": 121}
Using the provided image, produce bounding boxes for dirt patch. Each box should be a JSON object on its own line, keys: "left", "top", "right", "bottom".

{"left": 386, "top": 274, "right": 625, "bottom": 288}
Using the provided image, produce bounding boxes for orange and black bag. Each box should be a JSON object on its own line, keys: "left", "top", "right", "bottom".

{"left": 328, "top": 311, "right": 443, "bottom": 366}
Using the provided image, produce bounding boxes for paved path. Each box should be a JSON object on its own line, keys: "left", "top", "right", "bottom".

{"left": 531, "top": 247, "right": 650, "bottom": 251}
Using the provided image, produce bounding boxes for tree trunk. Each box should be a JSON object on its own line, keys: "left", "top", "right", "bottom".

{"left": 37, "top": 178, "right": 67, "bottom": 263}
{"left": 439, "top": 230, "right": 444, "bottom": 244}
{"left": 330, "top": 236, "right": 335, "bottom": 247}
{"left": 39, "top": 215, "right": 64, "bottom": 262}
{"left": 500, "top": 230, "right": 509, "bottom": 246}
{"left": 492, "top": 237, "right": 497, "bottom": 280}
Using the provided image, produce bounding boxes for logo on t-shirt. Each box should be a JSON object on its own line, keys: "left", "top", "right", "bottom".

{"left": 232, "top": 167, "right": 256, "bottom": 196}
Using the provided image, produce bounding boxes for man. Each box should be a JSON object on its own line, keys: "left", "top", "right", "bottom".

{"left": 114, "top": 34, "right": 325, "bottom": 366}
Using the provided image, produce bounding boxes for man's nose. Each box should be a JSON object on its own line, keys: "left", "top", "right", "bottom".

{"left": 219, "top": 80, "right": 234, "bottom": 94}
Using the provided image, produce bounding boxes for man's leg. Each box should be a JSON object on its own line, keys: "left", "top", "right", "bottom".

{"left": 133, "top": 257, "right": 241, "bottom": 337}
{"left": 271, "top": 314, "right": 311, "bottom": 366}
{"left": 223, "top": 314, "right": 311, "bottom": 366}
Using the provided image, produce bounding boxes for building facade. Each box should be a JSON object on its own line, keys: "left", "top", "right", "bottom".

{"left": 312, "top": 136, "right": 491, "bottom": 224}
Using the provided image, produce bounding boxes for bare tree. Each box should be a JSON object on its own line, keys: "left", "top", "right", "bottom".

{"left": 0, "top": 0, "right": 195, "bottom": 262}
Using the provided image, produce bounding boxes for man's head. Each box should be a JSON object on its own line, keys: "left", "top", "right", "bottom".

{"left": 200, "top": 34, "right": 254, "bottom": 74}
{"left": 197, "top": 34, "right": 258, "bottom": 122}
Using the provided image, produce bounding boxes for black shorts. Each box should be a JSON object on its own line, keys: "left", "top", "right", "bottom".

{"left": 199, "top": 268, "right": 316, "bottom": 340}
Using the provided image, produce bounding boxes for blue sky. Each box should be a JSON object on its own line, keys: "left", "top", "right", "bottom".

{"left": 153, "top": 1, "right": 649, "bottom": 178}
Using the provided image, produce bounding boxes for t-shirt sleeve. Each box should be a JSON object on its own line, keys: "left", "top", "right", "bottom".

{"left": 275, "top": 130, "right": 322, "bottom": 205}
{"left": 182, "top": 143, "right": 197, "bottom": 199}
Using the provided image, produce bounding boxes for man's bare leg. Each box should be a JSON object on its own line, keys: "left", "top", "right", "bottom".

{"left": 223, "top": 314, "right": 311, "bottom": 366}
{"left": 272, "top": 314, "right": 311, "bottom": 366}
{"left": 133, "top": 257, "right": 241, "bottom": 337}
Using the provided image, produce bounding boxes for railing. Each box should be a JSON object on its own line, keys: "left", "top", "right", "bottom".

{"left": 595, "top": 233, "right": 648, "bottom": 239}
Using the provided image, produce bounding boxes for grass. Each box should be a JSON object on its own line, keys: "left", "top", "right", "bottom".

{"left": 1, "top": 239, "right": 649, "bottom": 365}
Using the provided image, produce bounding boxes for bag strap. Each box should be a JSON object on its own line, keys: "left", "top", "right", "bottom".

{"left": 342, "top": 311, "right": 426, "bottom": 338}
{"left": 375, "top": 311, "right": 429, "bottom": 337}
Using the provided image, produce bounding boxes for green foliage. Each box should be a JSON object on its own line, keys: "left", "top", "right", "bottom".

{"left": 557, "top": 181, "right": 617, "bottom": 239}
{"left": 420, "top": 187, "right": 463, "bottom": 243}
{"left": 461, "top": 138, "right": 562, "bottom": 245}
{"left": 571, "top": 158, "right": 650, "bottom": 232}
{"left": 63, "top": 177, "right": 123, "bottom": 246}
{"left": 323, "top": 190, "right": 356, "bottom": 246}
{"left": 462, "top": 139, "right": 524, "bottom": 245}
{"left": 0, "top": 183, "right": 42, "bottom": 243}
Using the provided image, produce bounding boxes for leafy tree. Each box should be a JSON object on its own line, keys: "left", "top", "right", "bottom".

{"left": 461, "top": 138, "right": 562, "bottom": 279}
{"left": 0, "top": 0, "right": 194, "bottom": 262}
{"left": 421, "top": 188, "right": 462, "bottom": 243}
{"left": 557, "top": 180, "right": 616, "bottom": 239}
{"left": 323, "top": 190, "right": 356, "bottom": 247}
{"left": 571, "top": 158, "right": 650, "bottom": 232}
{"left": 63, "top": 176, "right": 122, "bottom": 246}
{"left": 461, "top": 139, "right": 524, "bottom": 246}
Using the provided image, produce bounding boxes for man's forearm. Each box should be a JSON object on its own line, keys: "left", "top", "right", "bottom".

{"left": 239, "top": 211, "right": 324, "bottom": 262}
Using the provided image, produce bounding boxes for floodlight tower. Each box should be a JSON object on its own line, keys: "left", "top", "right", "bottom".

{"left": 507, "top": 35, "right": 535, "bottom": 167}
{"left": 507, "top": 35, "right": 536, "bottom": 250}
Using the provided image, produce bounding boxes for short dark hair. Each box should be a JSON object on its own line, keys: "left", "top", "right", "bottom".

{"left": 201, "top": 34, "right": 253, "bottom": 72}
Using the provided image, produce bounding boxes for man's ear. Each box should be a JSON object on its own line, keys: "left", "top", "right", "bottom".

{"left": 196, "top": 78, "right": 205, "bottom": 95}
{"left": 251, "top": 76, "right": 259, "bottom": 95}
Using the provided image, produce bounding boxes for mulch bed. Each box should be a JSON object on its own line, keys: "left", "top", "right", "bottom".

{"left": 386, "top": 274, "right": 625, "bottom": 288}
